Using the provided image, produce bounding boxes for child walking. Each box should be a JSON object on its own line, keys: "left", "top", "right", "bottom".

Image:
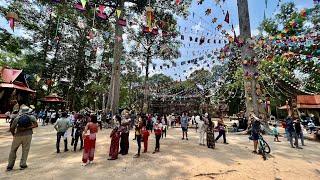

{"left": 272, "top": 124, "right": 281, "bottom": 142}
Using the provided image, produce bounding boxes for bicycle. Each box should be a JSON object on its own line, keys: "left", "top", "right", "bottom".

{"left": 258, "top": 134, "right": 271, "bottom": 160}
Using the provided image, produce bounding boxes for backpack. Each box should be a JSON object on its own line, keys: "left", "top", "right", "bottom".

{"left": 18, "top": 115, "right": 32, "bottom": 128}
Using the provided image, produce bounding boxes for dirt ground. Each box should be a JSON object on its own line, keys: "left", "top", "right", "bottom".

{"left": 0, "top": 124, "right": 320, "bottom": 180}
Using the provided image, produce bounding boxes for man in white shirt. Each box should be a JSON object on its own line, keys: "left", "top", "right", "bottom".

{"left": 191, "top": 115, "right": 195, "bottom": 125}
{"left": 196, "top": 113, "right": 207, "bottom": 146}
{"left": 54, "top": 112, "right": 71, "bottom": 153}
{"left": 308, "top": 121, "right": 315, "bottom": 134}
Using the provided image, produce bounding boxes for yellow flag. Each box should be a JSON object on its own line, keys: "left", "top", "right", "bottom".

{"left": 116, "top": 9, "right": 121, "bottom": 18}
{"left": 81, "top": 0, "right": 87, "bottom": 8}
{"left": 35, "top": 74, "right": 41, "bottom": 82}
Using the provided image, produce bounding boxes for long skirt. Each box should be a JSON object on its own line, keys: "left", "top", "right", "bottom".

{"left": 109, "top": 134, "right": 120, "bottom": 159}
{"left": 82, "top": 133, "right": 96, "bottom": 163}
{"left": 207, "top": 131, "right": 215, "bottom": 149}
{"left": 120, "top": 132, "right": 129, "bottom": 155}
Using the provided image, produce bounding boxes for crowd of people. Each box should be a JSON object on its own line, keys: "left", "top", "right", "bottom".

{"left": 6, "top": 106, "right": 233, "bottom": 171}
{"left": 5, "top": 104, "right": 316, "bottom": 171}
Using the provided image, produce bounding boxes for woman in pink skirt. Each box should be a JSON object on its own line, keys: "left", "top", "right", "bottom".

{"left": 82, "top": 115, "right": 98, "bottom": 166}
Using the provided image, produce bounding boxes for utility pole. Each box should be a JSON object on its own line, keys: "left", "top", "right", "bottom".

{"left": 237, "top": 0, "right": 264, "bottom": 119}
{"left": 107, "top": 0, "right": 125, "bottom": 115}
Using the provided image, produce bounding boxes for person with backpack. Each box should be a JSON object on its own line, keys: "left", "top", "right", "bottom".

{"left": 7, "top": 105, "right": 38, "bottom": 171}
{"left": 54, "top": 112, "right": 71, "bottom": 153}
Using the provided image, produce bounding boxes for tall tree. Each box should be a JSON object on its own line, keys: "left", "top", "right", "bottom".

{"left": 124, "top": 0, "right": 191, "bottom": 112}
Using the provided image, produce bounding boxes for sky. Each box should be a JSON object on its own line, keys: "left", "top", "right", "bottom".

{"left": 0, "top": 0, "right": 316, "bottom": 80}
{"left": 149, "top": 0, "right": 315, "bottom": 80}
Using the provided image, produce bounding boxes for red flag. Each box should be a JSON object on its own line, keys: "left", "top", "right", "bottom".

{"left": 232, "top": 24, "right": 238, "bottom": 43}
{"left": 176, "top": 0, "right": 180, "bottom": 5}
{"left": 224, "top": 11, "right": 229, "bottom": 24}
{"left": 98, "top": 5, "right": 105, "bottom": 13}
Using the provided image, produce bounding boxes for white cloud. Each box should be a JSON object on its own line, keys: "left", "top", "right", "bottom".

{"left": 227, "top": 24, "right": 239, "bottom": 36}
{"left": 252, "top": 28, "right": 260, "bottom": 36}
{"left": 191, "top": 22, "right": 204, "bottom": 32}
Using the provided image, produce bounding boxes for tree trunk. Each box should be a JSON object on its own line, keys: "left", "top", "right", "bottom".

{"left": 237, "top": 0, "right": 266, "bottom": 122}
{"left": 143, "top": 53, "right": 151, "bottom": 113}
{"left": 102, "top": 93, "right": 106, "bottom": 112}
{"left": 107, "top": 0, "right": 125, "bottom": 115}
{"left": 129, "top": 80, "right": 132, "bottom": 107}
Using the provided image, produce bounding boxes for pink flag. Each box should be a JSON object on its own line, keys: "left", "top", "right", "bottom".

{"left": 9, "top": 18, "right": 14, "bottom": 31}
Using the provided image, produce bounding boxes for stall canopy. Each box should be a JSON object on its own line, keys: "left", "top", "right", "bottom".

{"left": 40, "top": 93, "right": 66, "bottom": 103}
{"left": 0, "top": 67, "right": 35, "bottom": 93}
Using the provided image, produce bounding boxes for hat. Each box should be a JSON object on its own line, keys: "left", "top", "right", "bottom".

{"left": 19, "top": 104, "right": 32, "bottom": 114}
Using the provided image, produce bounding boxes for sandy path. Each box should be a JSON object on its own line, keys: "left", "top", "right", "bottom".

{"left": 0, "top": 125, "right": 319, "bottom": 180}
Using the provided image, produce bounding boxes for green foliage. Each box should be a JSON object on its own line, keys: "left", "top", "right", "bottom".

{"left": 259, "top": 18, "right": 278, "bottom": 36}
{"left": 148, "top": 73, "right": 173, "bottom": 86}
{"left": 275, "top": 2, "right": 297, "bottom": 24}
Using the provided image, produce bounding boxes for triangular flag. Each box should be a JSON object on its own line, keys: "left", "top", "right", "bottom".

{"left": 116, "top": 9, "right": 121, "bottom": 18}
{"left": 116, "top": 36, "right": 122, "bottom": 42}
{"left": 265, "top": 0, "right": 268, "bottom": 9}
{"left": 224, "top": 11, "right": 229, "bottom": 23}
{"left": 80, "top": 0, "right": 87, "bottom": 8}
{"left": 98, "top": 5, "right": 105, "bottom": 14}
{"left": 35, "top": 74, "right": 41, "bottom": 82}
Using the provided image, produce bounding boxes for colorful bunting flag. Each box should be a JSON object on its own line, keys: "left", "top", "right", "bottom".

{"left": 205, "top": 9, "right": 212, "bottom": 15}
{"left": 116, "top": 36, "right": 122, "bottom": 42}
{"left": 116, "top": 9, "right": 122, "bottom": 18}
{"left": 80, "top": 0, "right": 87, "bottom": 8}
{"left": 224, "top": 11, "right": 229, "bottom": 24}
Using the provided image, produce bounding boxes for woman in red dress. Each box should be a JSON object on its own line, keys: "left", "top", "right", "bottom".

{"left": 82, "top": 115, "right": 98, "bottom": 166}
{"left": 108, "top": 115, "right": 121, "bottom": 160}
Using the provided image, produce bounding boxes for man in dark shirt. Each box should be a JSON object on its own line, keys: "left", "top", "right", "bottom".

{"left": 286, "top": 117, "right": 302, "bottom": 149}
{"left": 294, "top": 119, "right": 305, "bottom": 146}
{"left": 7, "top": 105, "right": 38, "bottom": 171}
{"left": 250, "top": 114, "right": 261, "bottom": 153}
{"left": 73, "top": 116, "right": 85, "bottom": 151}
